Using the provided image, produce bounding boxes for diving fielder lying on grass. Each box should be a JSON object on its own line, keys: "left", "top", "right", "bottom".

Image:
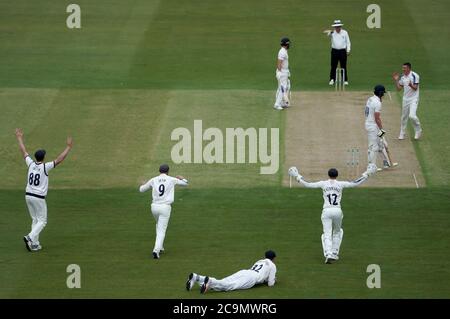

{"left": 139, "top": 164, "right": 188, "bottom": 259}
{"left": 288, "top": 166, "right": 376, "bottom": 264}
{"left": 186, "top": 250, "right": 277, "bottom": 294}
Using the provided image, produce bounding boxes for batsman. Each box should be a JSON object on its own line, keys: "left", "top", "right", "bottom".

{"left": 365, "top": 85, "right": 398, "bottom": 170}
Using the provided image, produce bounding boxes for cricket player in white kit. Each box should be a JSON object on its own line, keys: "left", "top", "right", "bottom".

{"left": 393, "top": 62, "right": 423, "bottom": 140}
{"left": 139, "top": 164, "right": 188, "bottom": 259}
{"left": 288, "top": 166, "right": 376, "bottom": 263}
{"left": 365, "top": 85, "right": 398, "bottom": 170}
{"left": 186, "top": 250, "right": 277, "bottom": 294}
{"left": 274, "top": 37, "right": 291, "bottom": 110}
{"left": 15, "top": 128, "right": 73, "bottom": 252}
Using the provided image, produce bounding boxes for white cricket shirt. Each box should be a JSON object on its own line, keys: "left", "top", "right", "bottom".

{"left": 249, "top": 258, "right": 277, "bottom": 286}
{"left": 330, "top": 29, "right": 351, "bottom": 52}
{"left": 139, "top": 173, "right": 188, "bottom": 205}
{"left": 277, "top": 47, "right": 289, "bottom": 72}
{"left": 365, "top": 95, "right": 382, "bottom": 127}
{"left": 399, "top": 71, "right": 420, "bottom": 101}
{"left": 25, "top": 155, "right": 55, "bottom": 197}
{"left": 296, "top": 177, "right": 367, "bottom": 209}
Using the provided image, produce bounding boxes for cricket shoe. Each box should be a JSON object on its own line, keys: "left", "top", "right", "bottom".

{"left": 30, "top": 244, "right": 42, "bottom": 252}
{"left": 414, "top": 129, "right": 422, "bottom": 140}
{"left": 186, "top": 273, "right": 196, "bottom": 291}
{"left": 273, "top": 105, "right": 283, "bottom": 110}
{"left": 329, "top": 79, "right": 334, "bottom": 85}
{"left": 23, "top": 235, "right": 32, "bottom": 252}
{"left": 152, "top": 251, "right": 159, "bottom": 259}
{"left": 325, "top": 255, "right": 336, "bottom": 264}
{"left": 398, "top": 132, "right": 405, "bottom": 140}
{"left": 344, "top": 81, "right": 349, "bottom": 86}
{"left": 200, "top": 276, "right": 210, "bottom": 294}
{"left": 377, "top": 162, "right": 399, "bottom": 171}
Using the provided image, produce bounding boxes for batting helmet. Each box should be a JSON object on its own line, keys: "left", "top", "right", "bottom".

{"left": 280, "top": 37, "right": 290, "bottom": 48}
{"left": 374, "top": 85, "right": 386, "bottom": 98}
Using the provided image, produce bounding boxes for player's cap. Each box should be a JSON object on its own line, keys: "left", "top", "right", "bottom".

{"left": 374, "top": 85, "right": 386, "bottom": 97}
{"left": 332, "top": 20, "right": 344, "bottom": 27}
{"left": 280, "top": 37, "right": 290, "bottom": 47}
{"left": 34, "top": 149, "right": 46, "bottom": 162}
{"left": 265, "top": 250, "right": 277, "bottom": 260}
{"left": 328, "top": 168, "right": 338, "bottom": 178}
{"left": 159, "top": 164, "right": 169, "bottom": 174}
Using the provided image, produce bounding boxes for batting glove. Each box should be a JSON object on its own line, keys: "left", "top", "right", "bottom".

{"left": 288, "top": 166, "right": 299, "bottom": 178}
{"left": 377, "top": 129, "right": 386, "bottom": 137}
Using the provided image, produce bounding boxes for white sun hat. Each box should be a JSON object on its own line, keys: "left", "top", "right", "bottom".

{"left": 332, "top": 20, "right": 344, "bottom": 27}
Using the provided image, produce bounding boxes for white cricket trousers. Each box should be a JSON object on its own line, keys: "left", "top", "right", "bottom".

{"left": 401, "top": 98, "right": 421, "bottom": 134}
{"left": 321, "top": 208, "right": 343, "bottom": 257}
{"left": 274, "top": 70, "right": 290, "bottom": 107}
{"left": 199, "top": 270, "right": 258, "bottom": 291}
{"left": 25, "top": 195, "right": 47, "bottom": 245}
{"left": 366, "top": 124, "right": 386, "bottom": 165}
{"left": 151, "top": 203, "right": 171, "bottom": 253}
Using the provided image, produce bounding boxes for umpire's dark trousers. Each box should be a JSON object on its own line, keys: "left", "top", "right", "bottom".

{"left": 330, "top": 48, "right": 348, "bottom": 81}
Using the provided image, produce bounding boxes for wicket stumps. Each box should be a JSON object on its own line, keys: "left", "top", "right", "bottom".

{"left": 346, "top": 147, "right": 360, "bottom": 179}
{"left": 335, "top": 68, "right": 345, "bottom": 92}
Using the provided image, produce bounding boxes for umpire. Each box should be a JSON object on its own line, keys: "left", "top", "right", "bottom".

{"left": 324, "top": 20, "right": 351, "bottom": 86}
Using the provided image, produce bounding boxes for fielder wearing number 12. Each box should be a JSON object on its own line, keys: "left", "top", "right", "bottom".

{"left": 288, "top": 166, "right": 376, "bottom": 264}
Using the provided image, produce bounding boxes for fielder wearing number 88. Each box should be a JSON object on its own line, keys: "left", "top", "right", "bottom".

{"left": 139, "top": 164, "right": 188, "bottom": 259}
{"left": 15, "top": 128, "right": 73, "bottom": 253}
{"left": 288, "top": 166, "right": 376, "bottom": 264}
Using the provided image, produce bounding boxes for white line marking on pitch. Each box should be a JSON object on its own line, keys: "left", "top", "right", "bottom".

{"left": 413, "top": 173, "right": 419, "bottom": 188}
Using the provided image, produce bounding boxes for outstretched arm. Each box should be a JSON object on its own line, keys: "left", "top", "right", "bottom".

{"left": 297, "top": 176, "right": 325, "bottom": 188}
{"left": 176, "top": 175, "right": 189, "bottom": 186}
{"left": 54, "top": 137, "right": 73, "bottom": 166}
{"left": 139, "top": 179, "right": 152, "bottom": 193}
{"left": 340, "top": 175, "right": 368, "bottom": 188}
{"left": 288, "top": 166, "right": 324, "bottom": 188}
{"left": 15, "top": 128, "right": 29, "bottom": 158}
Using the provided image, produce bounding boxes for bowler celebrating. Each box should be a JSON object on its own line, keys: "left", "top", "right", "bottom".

{"left": 274, "top": 37, "right": 291, "bottom": 110}
{"left": 288, "top": 166, "right": 375, "bottom": 263}
{"left": 15, "top": 128, "right": 73, "bottom": 252}
{"left": 392, "top": 62, "right": 423, "bottom": 140}
{"left": 186, "top": 250, "right": 277, "bottom": 294}
{"left": 139, "top": 164, "right": 188, "bottom": 259}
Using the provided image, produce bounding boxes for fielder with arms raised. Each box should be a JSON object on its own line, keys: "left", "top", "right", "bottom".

{"left": 186, "top": 250, "right": 277, "bottom": 294}
{"left": 139, "top": 164, "right": 188, "bottom": 259}
{"left": 288, "top": 166, "right": 376, "bottom": 263}
{"left": 15, "top": 128, "right": 73, "bottom": 252}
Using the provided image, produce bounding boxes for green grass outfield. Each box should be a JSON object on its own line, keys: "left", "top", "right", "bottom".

{"left": 1, "top": 0, "right": 449, "bottom": 298}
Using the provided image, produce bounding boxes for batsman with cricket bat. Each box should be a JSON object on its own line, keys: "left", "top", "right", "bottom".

{"left": 365, "top": 85, "right": 398, "bottom": 171}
